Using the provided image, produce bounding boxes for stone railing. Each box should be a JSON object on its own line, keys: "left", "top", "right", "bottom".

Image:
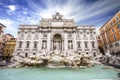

{"left": 17, "top": 49, "right": 22, "bottom": 51}
{"left": 32, "top": 48, "right": 38, "bottom": 51}
{"left": 77, "top": 48, "right": 82, "bottom": 51}
{"left": 24, "top": 48, "right": 30, "bottom": 51}
{"left": 84, "top": 48, "right": 89, "bottom": 51}
{"left": 91, "top": 48, "right": 97, "bottom": 51}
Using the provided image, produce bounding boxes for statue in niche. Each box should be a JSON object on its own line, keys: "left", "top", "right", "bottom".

{"left": 20, "top": 34, "right": 24, "bottom": 40}
{"left": 77, "top": 42, "right": 80, "bottom": 48}
{"left": 76, "top": 33, "right": 80, "bottom": 39}
{"left": 68, "top": 41, "right": 72, "bottom": 49}
{"left": 34, "top": 35, "right": 38, "bottom": 40}
{"left": 83, "top": 34, "right": 87, "bottom": 40}
{"left": 68, "top": 33, "right": 72, "bottom": 37}
{"left": 55, "top": 42, "right": 59, "bottom": 50}
{"left": 42, "top": 41, "right": 46, "bottom": 49}
{"left": 43, "top": 33, "right": 47, "bottom": 37}
{"left": 27, "top": 35, "right": 31, "bottom": 40}
{"left": 90, "top": 34, "right": 94, "bottom": 40}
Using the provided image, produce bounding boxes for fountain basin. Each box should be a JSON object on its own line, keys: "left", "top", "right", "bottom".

{"left": 0, "top": 65, "right": 119, "bottom": 80}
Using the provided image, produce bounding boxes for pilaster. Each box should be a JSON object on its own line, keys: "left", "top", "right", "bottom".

{"left": 64, "top": 30, "right": 68, "bottom": 51}
{"left": 38, "top": 31, "right": 42, "bottom": 52}
{"left": 47, "top": 29, "right": 51, "bottom": 52}
{"left": 73, "top": 30, "right": 77, "bottom": 51}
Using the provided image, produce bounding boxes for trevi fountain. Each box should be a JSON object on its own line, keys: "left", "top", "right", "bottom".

{"left": 0, "top": 12, "right": 120, "bottom": 80}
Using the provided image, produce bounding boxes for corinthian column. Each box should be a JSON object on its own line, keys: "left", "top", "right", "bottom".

{"left": 73, "top": 31, "right": 77, "bottom": 51}
{"left": 47, "top": 31, "right": 51, "bottom": 52}
{"left": 64, "top": 31, "right": 68, "bottom": 51}
{"left": 38, "top": 31, "right": 42, "bottom": 52}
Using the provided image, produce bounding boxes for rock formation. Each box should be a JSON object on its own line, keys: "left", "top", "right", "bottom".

{"left": 100, "top": 50, "right": 120, "bottom": 66}
{"left": 7, "top": 51, "right": 101, "bottom": 68}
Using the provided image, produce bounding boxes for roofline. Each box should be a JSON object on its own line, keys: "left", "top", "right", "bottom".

{"left": 6, "top": 33, "right": 14, "bottom": 37}
{"left": 99, "top": 10, "right": 120, "bottom": 30}
{"left": 0, "top": 23, "right": 6, "bottom": 27}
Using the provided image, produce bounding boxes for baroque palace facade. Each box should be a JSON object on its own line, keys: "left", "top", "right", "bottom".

{"left": 99, "top": 11, "right": 120, "bottom": 54}
{"left": 14, "top": 12, "right": 99, "bottom": 57}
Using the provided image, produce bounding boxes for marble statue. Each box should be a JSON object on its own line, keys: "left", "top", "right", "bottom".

{"left": 42, "top": 41, "right": 46, "bottom": 49}
{"left": 68, "top": 42, "right": 72, "bottom": 49}
{"left": 55, "top": 42, "right": 60, "bottom": 50}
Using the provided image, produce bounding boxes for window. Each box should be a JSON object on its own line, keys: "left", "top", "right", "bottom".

{"left": 105, "top": 46, "right": 107, "bottom": 49}
{"left": 110, "top": 22, "right": 113, "bottom": 26}
{"left": 115, "top": 42, "right": 119, "bottom": 46}
{"left": 33, "top": 53, "right": 36, "bottom": 55}
{"left": 106, "top": 31, "right": 110, "bottom": 36}
{"left": 91, "top": 41, "right": 95, "bottom": 48}
{"left": 109, "top": 44, "right": 113, "bottom": 48}
{"left": 26, "top": 41, "right": 30, "bottom": 48}
{"left": 116, "top": 17, "right": 119, "bottom": 21}
{"left": 77, "top": 41, "right": 81, "bottom": 48}
{"left": 113, "top": 34, "right": 117, "bottom": 40}
{"left": 34, "top": 42, "right": 38, "bottom": 48}
{"left": 84, "top": 41, "right": 88, "bottom": 48}
{"left": 19, "top": 41, "right": 22, "bottom": 48}
{"left": 117, "top": 24, "right": 120, "bottom": 29}
{"left": 112, "top": 28, "right": 114, "bottom": 32}
{"left": 25, "top": 53, "right": 28, "bottom": 57}
{"left": 106, "top": 26, "right": 108, "bottom": 30}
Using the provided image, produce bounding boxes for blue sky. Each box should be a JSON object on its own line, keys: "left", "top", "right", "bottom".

{"left": 0, "top": 0, "right": 120, "bottom": 37}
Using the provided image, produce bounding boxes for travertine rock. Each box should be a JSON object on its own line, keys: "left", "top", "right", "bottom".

{"left": 9, "top": 51, "right": 98, "bottom": 68}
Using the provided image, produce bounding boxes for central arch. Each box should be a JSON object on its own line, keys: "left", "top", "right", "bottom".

{"left": 53, "top": 34, "right": 62, "bottom": 51}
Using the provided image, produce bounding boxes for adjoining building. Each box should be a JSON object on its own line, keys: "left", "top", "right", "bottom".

{"left": 97, "top": 36, "right": 104, "bottom": 54}
{"left": 99, "top": 11, "right": 120, "bottom": 55}
{"left": 0, "top": 23, "right": 6, "bottom": 35}
{"left": 3, "top": 38, "right": 16, "bottom": 59}
{"left": 5, "top": 33, "right": 14, "bottom": 41}
{"left": 0, "top": 23, "right": 14, "bottom": 58}
{"left": 14, "top": 12, "right": 99, "bottom": 57}
{"left": 0, "top": 23, "right": 6, "bottom": 57}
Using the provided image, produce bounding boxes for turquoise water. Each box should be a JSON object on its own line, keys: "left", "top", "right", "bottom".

{"left": 0, "top": 65, "right": 119, "bottom": 80}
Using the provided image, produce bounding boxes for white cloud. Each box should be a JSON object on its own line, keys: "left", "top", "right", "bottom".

{"left": 14, "top": 0, "right": 118, "bottom": 37}
{"left": 6, "top": 5, "right": 17, "bottom": 15}
{"left": 23, "top": 11, "right": 28, "bottom": 14}
{"left": 0, "top": 0, "right": 119, "bottom": 38}
{"left": 26, "top": 0, "right": 120, "bottom": 23}
{"left": 0, "top": 19, "right": 17, "bottom": 37}
{"left": 8, "top": 5, "right": 16, "bottom": 11}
